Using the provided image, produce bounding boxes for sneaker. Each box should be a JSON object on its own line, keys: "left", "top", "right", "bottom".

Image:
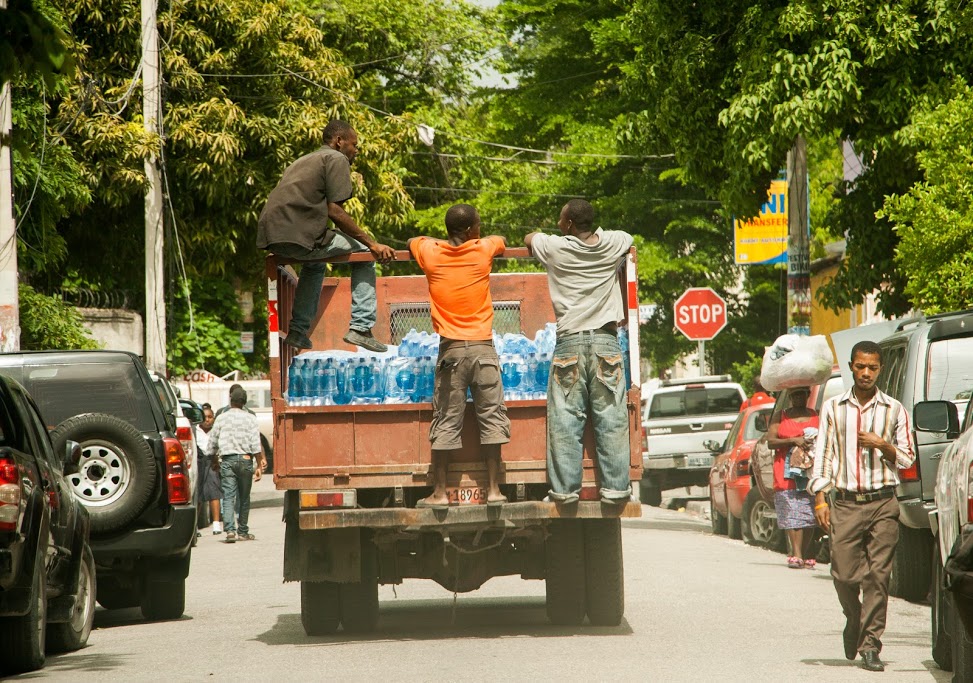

{"left": 283, "top": 331, "right": 313, "bottom": 350}
{"left": 237, "top": 532, "right": 256, "bottom": 541}
{"left": 225, "top": 532, "right": 237, "bottom": 543}
{"left": 343, "top": 329, "right": 388, "bottom": 353}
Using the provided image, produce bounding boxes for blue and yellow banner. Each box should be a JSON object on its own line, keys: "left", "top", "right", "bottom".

{"left": 733, "top": 179, "right": 788, "bottom": 265}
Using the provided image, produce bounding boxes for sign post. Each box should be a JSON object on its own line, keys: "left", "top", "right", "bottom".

{"left": 673, "top": 288, "right": 728, "bottom": 376}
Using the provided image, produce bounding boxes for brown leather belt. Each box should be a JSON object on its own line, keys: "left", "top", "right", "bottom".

{"left": 834, "top": 487, "right": 895, "bottom": 504}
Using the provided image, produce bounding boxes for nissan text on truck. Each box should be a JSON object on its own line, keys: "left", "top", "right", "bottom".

{"left": 266, "top": 246, "right": 643, "bottom": 633}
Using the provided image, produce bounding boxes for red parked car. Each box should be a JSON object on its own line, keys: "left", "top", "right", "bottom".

{"left": 708, "top": 403, "right": 775, "bottom": 539}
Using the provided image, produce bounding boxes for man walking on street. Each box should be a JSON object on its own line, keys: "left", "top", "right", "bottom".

{"left": 206, "top": 386, "right": 263, "bottom": 543}
{"left": 409, "top": 204, "right": 509, "bottom": 508}
{"left": 257, "top": 119, "right": 395, "bottom": 352}
{"left": 809, "top": 340, "right": 915, "bottom": 672}
{"left": 525, "top": 199, "right": 633, "bottom": 504}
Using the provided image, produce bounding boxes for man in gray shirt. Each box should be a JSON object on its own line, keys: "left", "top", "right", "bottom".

{"left": 258, "top": 120, "right": 394, "bottom": 352}
{"left": 526, "top": 199, "right": 633, "bottom": 504}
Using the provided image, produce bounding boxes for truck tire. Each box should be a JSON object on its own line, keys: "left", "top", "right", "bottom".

{"left": 339, "top": 540, "right": 379, "bottom": 633}
{"left": 583, "top": 519, "right": 624, "bottom": 626}
{"left": 742, "top": 487, "right": 776, "bottom": 547}
{"left": 639, "top": 481, "right": 662, "bottom": 507}
{"left": 932, "top": 541, "right": 953, "bottom": 671}
{"left": 710, "top": 494, "right": 727, "bottom": 535}
{"left": 0, "top": 545, "right": 47, "bottom": 675}
{"left": 727, "top": 506, "right": 742, "bottom": 540}
{"left": 301, "top": 581, "right": 341, "bottom": 635}
{"left": 545, "top": 520, "right": 586, "bottom": 625}
{"left": 48, "top": 545, "right": 96, "bottom": 653}
{"left": 890, "top": 524, "right": 933, "bottom": 602}
{"left": 950, "top": 594, "right": 973, "bottom": 680}
{"left": 97, "top": 576, "right": 140, "bottom": 610}
{"left": 51, "top": 413, "right": 157, "bottom": 535}
{"left": 141, "top": 578, "right": 186, "bottom": 621}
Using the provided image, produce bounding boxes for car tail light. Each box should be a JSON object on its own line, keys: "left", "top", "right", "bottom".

{"left": 163, "top": 437, "right": 190, "bottom": 505}
{"left": 176, "top": 425, "right": 194, "bottom": 467}
{"left": 0, "top": 457, "right": 21, "bottom": 532}
{"left": 735, "top": 460, "right": 750, "bottom": 477}
{"left": 299, "top": 490, "right": 357, "bottom": 509}
{"left": 900, "top": 458, "right": 920, "bottom": 482}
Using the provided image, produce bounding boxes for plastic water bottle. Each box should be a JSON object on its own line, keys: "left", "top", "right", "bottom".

{"left": 288, "top": 357, "right": 305, "bottom": 405}
{"left": 525, "top": 353, "right": 538, "bottom": 393}
{"left": 502, "top": 355, "right": 522, "bottom": 399}
{"left": 418, "top": 356, "right": 435, "bottom": 403}
{"left": 307, "top": 359, "right": 323, "bottom": 406}
{"left": 619, "top": 327, "right": 631, "bottom": 386}
{"left": 300, "top": 357, "right": 315, "bottom": 406}
{"left": 321, "top": 358, "right": 337, "bottom": 405}
{"left": 536, "top": 353, "right": 551, "bottom": 395}
{"left": 333, "top": 360, "right": 352, "bottom": 405}
{"left": 368, "top": 358, "right": 385, "bottom": 403}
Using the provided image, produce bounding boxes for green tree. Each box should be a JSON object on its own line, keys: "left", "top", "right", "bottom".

{"left": 18, "top": 283, "right": 99, "bottom": 349}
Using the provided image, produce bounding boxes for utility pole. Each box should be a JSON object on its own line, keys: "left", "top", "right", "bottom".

{"left": 0, "top": 0, "right": 20, "bottom": 353}
{"left": 786, "top": 136, "right": 811, "bottom": 336}
{"left": 142, "top": 0, "right": 166, "bottom": 372}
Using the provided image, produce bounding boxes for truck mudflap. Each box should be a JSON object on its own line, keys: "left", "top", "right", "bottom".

{"left": 298, "top": 500, "right": 641, "bottom": 530}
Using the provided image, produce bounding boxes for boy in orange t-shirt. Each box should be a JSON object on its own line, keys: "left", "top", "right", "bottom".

{"left": 408, "top": 204, "right": 509, "bottom": 509}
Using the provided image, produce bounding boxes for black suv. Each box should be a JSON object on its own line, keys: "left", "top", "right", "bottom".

{"left": 0, "top": 374, "right": 95, "bottom": 675}
{"left": 876, "top": 310, "right": 973, "bottom": 601}
{"left": 0, "top": 351, "right": 195, "bottom": 621}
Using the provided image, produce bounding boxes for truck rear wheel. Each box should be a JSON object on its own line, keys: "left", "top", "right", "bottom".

{"left": 583, "top": 519, "right": 624, "bottom": 626}
{"left": 48, "top": 545, "right": 96, "bottom": 653}
{"left": 932, "top": 541, "right": 952, "bottom": 671}
{"left": 301, "top": 581, "right": 341, "bottom": 635}
{"left": 0, "top": 545, "right": 47, "bottom": 675}
{"left": 545, "top": 520, "right": 586, "bottom": 625}
{"left": 890, "top": 524, "right": 932, "bottom": 602}
{"left": 639, "top": 481, "right": 662, "bottom": 507}
{"left": 339, "top": 540, "right": 379, "bottom": 633}
{"left": 710, "top": 494, "right": 727, "bottom": 535}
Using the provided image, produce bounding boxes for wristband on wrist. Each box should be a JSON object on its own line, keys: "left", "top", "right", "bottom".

{"left": 815, "top": 503, "right": 828, "bottom": 510}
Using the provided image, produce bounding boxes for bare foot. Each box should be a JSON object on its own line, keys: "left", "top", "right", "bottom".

{"left": 486, "top": 491, "right": 508, "bottom": 505}
{"left": 417, "top": 495, "right": 449, "bottom": 509}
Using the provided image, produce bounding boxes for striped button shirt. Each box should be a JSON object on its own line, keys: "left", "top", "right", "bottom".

{"left": 205, "top": 408, "right": 261, "bottom": 458}
{"left": 808, "top": 388, "right": 915, "bottom": 494}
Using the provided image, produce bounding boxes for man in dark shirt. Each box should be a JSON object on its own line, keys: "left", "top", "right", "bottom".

{"left": 257, "top": 120, "right": 394, "bottom": 352}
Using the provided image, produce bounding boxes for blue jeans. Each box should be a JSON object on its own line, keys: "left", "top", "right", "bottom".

{"left": 269, "top": 233, "right": 377, "bottom": 337}
{"left": 546, "top": 331, "right": 631, "bottom": 502}
{"left": 220, "top": 456, "right": 254, "bottom": 534}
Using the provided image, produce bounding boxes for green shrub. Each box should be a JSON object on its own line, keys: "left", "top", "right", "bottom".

{"left": 19, "top": 283, "right": 100, "bottom": 350}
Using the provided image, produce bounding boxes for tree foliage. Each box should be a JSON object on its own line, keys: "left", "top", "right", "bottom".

{"left": 19, "top": 283, "right": 99, "bottom": 350}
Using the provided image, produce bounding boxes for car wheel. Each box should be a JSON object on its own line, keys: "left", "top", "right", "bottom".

{"left": 51, "top": 413, "right": 158, "bottom": 534}
{"left": 301, "top": 581, "right": 341, "bottom": 635}
{"left": 890, "top": 524, "right": 933, "bottom": 602}
{"left": 932, "top": 540, "right": 953, "bottom": 671}
{"left": 0, "top": 544, "right": 47, "bottom": 675}
{"left": 140, "top": 578, "right": 186, "bottom": 621}
{"left": 726, "top": 497, "right": 742, "bottom": 540}
{"left": 338, "top": 538, "right": 379, "bottom": 633}
{"left": 710, "top": 494, "right": 727, "bottom": 535}
{"left": 48, "top": 545, "right": 96, "bottom": 653}
{"left": 545, "top": 519, "right": 586, "bottom": 625}
{"left": 583, "top": 519, "right": 624, "bottom": 626}
{"left": 742, "top": 488, "right": 777, "bottom": 547}
{"left": 950, "top": 593, "right": 973, "bottom": 678}
{"left": 639, "top": 480, "right": 662, "bottom": 507}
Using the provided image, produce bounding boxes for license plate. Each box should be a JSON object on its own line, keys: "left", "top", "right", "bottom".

{"left": 446, "top": 486, "right": 486, "bottom": 505}
{"left": 688, "top": 455, "right": 712, "bottom": 468}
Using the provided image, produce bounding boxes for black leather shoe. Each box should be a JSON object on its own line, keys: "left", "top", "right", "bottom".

{"left": 861, "top": 651, "right": 885, "bottom": 672}
{"left": 843, "top": 619, "right": 860, "bottom": 660}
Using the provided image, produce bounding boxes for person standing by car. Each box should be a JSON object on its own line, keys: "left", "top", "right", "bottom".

{"left": 257, "top": 119, "right": 395, "bottom": 352}
{"left": 206, "top": 386, "right": 263, "bottom": 543}
{"left": 765, "top": 386, "right": 818, "bottom": 569}
{"left": 525, "top": 198, "right": 633, "bottom": 504}
{"left": 809, "top": 341, "right": 915, "bottom": 673}
{"left": 408, "top": 204, "right": 509, "bottom": 509}
{"left": 196, "top": 404, "right": 224, "bottom": 535}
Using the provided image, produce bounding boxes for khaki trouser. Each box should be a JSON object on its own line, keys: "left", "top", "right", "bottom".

{"left": 829, "top": 495, "right": 900, "bottom": 654}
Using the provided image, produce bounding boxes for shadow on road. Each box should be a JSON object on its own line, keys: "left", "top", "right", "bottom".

{"left": 800, "top": 657, "right": 950, "bottom": 680}
{"left": 17, "top": 652, "right": 130, "bottom": 678}
{"left": 92, "top": 606, "right": 193, "bottom": 630}
{"left": 255, "top": 595, "right": 633, "bottom": 646}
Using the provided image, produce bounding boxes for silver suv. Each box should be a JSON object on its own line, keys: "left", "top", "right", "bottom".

{"left": 640, "top": 375, "right": 745, "bottom": 506}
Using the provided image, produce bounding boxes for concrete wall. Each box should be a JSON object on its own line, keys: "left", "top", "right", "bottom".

{"left": 79, "top": 308, "right": 143, "bottom": 355}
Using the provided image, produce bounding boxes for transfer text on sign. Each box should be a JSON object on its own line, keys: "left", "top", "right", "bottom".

{"left": 674, "top": 288, "right": 727, "bottom": 341}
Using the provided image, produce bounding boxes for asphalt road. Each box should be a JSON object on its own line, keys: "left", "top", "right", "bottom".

{"left": 19, "top": 499, "right": 950, "bottom": 682}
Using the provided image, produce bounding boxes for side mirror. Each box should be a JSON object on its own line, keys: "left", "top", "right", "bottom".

{"left": 182, "top": 405, "right": 205, "bottom": 424}
{"left": 703, "top": 439, "right": 722, "bottom": 453}
{"left": 754, "top": 414, "right": 769, "bottom": 432}
{"left": 914, "top": 400, "right": 960, "bottom": 438}
{"left": 63, "top": 439, "right": 81, "bottom": 474}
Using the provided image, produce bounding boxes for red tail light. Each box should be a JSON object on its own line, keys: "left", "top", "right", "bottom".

{"left": 900, "top": 459, "right": 920, "bottom": 482}
{"left": 176, "top": 425, "right": 194, "bottom": 469}
{"left": 0, "top": 457, "right": 21, "bottom": 532}
{"left": 163, "top": 437, "right": 190, "bottom": 505}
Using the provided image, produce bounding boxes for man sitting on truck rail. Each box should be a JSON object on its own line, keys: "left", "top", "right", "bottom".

{"left": 257, "top": 119, "right": 395, "bottom": 353}
{"left": 408, "top": 204, "right": 510, "bottom": 509}
{"left": 525, "top": 199, "right": 633, "bottom": 505}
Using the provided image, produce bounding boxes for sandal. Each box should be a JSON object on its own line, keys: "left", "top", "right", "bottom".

{"left": 804, "top": 558, "right": 817, "bottom": 570}
{"left": 787, "top": 556, "right": 805, "bottom": 569}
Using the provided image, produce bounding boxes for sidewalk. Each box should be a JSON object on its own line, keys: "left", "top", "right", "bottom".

{"left": 250, "top": 473, "right": 285, "bottom": 509}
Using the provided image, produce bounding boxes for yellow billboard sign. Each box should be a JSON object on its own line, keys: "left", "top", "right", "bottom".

{"left": 734, "top": 179, "right": 788, "bottom": 265}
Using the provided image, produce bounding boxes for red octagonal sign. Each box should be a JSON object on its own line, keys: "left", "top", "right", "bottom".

{"left": 674, "top": 287, "right": 727, "bottom": 341}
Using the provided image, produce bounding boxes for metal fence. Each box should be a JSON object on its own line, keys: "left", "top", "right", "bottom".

{"left": 389, "top": 301, "right": 522, "bottom": 343}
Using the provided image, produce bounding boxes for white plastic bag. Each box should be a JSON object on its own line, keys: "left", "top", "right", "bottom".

{"left": 760, "top": 334, "right": 834, "bottom": 391}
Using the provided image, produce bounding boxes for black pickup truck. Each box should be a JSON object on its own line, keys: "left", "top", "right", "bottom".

{"left": 0, "top": 374, "right": 95, "bottom": 675}
{"left": 0, "top": 351, "right": 196, "bottom": 622}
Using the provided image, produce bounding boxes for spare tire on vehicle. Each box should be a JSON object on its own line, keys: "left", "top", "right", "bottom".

{"left": 50, "top": 413, "right": 157, "bottom": 534}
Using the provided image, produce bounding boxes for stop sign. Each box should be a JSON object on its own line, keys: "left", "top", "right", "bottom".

{"left": 674, "top": 288, "right": 727, "bottom": 340}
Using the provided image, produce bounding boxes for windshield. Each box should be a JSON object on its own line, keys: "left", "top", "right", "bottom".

{"left": 648, "top": 387, "right": 743, "bottom": 418}
{"left": 927, "top": 337, "right": 973, "bottom": 403}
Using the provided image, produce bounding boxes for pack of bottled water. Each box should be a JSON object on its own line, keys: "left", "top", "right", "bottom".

{"left": 286, "top": 324, "right": 630, "bottom": 405}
